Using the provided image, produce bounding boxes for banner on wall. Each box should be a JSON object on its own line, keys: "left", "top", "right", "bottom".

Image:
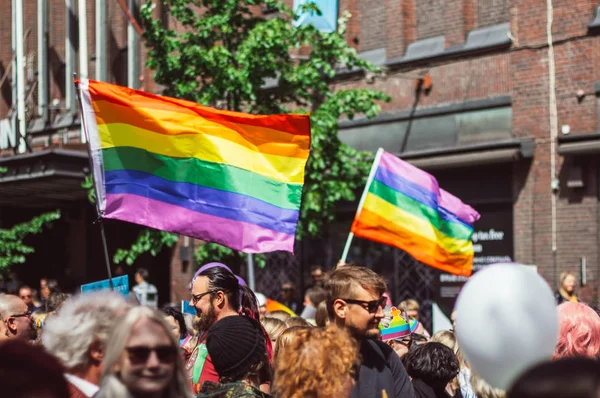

{"left": 434, "top": 205, "right": 514, "bottom": 318}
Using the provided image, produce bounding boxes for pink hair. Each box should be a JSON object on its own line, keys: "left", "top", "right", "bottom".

{"left": 554, "top": 302, "right": 600, "bottom": 360}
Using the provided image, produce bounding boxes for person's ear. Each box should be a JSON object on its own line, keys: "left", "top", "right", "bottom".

{"left": 333, "top": 299, "right": 347, "bottom": 319}
{"left": 214, "top": 291, "right": 226, "bottom": 308}
{"left": 6, "top": 317, "right": 18, "bottom": 334}
{"left": 89, "top": 340, "right": 105, "bottom": 365}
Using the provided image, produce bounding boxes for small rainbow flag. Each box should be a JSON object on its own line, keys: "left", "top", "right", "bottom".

{"left": 78, "top": 79, "right": 311, "bottom": 253}
{"left": 379, "top": 306, "right": 419, "bottom": 341}
{"left": 351, "top": 149, "right": 480, "bottom": 276}
{"left": 265, "top": 298, "right": 297, "bottom": 317}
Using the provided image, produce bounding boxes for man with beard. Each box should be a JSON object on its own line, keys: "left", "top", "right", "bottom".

{"left": 325, "top": 266, "right": 415, "bottom": 398}
{"left": 0, "top": 295, "right": 36, "bottom": 342}
{"left": 185, "top": 264, "right": 262, "bottom": 394}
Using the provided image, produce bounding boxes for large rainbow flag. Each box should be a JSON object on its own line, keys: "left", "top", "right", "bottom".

{"left": 78, "top": 79, "right": 311, "bottom": 253}
{"left": 351, "top": 149, "right": 480, "bottom": 276}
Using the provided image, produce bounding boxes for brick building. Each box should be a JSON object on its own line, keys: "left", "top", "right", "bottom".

{"left": 1, "top": 1, "right": 599, "bottom": 316}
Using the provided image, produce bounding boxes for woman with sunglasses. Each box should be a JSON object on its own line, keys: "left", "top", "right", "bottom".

{"left": 95, "top": 306, "right": 192, "bottom": 398}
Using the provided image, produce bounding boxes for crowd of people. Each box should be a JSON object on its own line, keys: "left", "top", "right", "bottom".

{"left": 0, "top": 263, "right": 598, "bottom": 398}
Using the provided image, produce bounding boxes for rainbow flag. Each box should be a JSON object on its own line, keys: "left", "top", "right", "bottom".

{"left": 351, "top": 149, "right": 480, "bottom": 276}
{"left": 78, "top": 79, "right": 311, "bottom": 253}
{"left": 265, "top": 298, "right": 297, "bottom": 317}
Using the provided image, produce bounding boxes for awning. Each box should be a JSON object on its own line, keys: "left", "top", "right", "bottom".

{"left": 558, "top": 133, "right": 600, "bottom": 156}
{"left": 400, "top": 139, "right": 534, "bottom": 171}
{"left": 0, "top": 149, "right": 89, "bottom": 207}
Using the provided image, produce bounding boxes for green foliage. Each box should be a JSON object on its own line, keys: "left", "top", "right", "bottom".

{"left": 115, "top": 0, "right": 389, "bottom": 266}
{"left": 113, "top": 229, "right": 179, "bottom": 266}
{"left": 0, "top": 210, "right": 61, "bottom": 272}
{"left": 81, "top": 174, "right": 97, "bottom": 205}
{"left": 194, "top": 242, "right": 266, "bottom": 269}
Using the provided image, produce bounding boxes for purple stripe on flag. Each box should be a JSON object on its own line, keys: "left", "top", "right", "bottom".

{"left": 379, "top": 151, "right": 480, "bottom": 225}
{"left": 380, "top": 151, "right": 439, "bottom": 193}
{"left": 104, "top": 193, "right": 295, "bottom": 253}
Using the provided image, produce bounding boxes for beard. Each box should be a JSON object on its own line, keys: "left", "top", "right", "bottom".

{"left": 193, "top": 302, "right": 217, "bottom": 333}
{"left": 347, "top": 323, "right": 381, "bottom": 341}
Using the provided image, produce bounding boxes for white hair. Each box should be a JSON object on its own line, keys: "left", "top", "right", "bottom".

{"left": 42, "top": 291, "right": 130, "bottom": 370}
{"left": 95, "top": 306, "right": 192, "bottom": 398}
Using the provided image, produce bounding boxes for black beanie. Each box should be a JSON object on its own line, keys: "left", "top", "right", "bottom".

{"left": 206, "top": 315, "right": 266, "bottom": 380}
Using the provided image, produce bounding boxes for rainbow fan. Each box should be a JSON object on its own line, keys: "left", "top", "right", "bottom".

{"left": 379, "top": 306, "right": 419, "bottom": 342}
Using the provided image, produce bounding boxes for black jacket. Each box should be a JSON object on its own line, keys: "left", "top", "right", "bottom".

{"left": 411, "top": 379, "right": 452, "bottom": 398}
{"left": 351, "top": 339, "right": 416, "bottom": 398}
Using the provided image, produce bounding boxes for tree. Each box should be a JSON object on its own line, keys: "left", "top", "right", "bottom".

{"left": 0, "top": 202, "right": 60, "bottom": 274}
{"left": 114, "top": 0, "right": 389, "bottom": 266}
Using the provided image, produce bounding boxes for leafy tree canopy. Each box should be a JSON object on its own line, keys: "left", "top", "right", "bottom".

{"left": 113, "top": 0, "right": 389, "bottom": 266}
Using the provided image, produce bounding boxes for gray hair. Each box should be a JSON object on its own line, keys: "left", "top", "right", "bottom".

{"left": 96, "top": 306, "right": 192, "bottom": 398}
{"left": 42, "top": 291, "right": 130, "bottom": 370}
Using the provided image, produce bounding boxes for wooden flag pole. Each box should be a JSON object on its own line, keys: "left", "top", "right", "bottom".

{"left": 74, "top": 75, "right": 114, "bottom": 290}
{"left": 339, "top": 148, "right": 385, "bottom": 264}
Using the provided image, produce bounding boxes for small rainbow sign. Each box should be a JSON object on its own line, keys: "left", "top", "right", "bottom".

{"left": 379, "top": 306, "right": 419, "bottom": 341}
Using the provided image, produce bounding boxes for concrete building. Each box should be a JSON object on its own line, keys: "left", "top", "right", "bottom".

{"left": 1, "top": 1, "right": 599, "bottom": 318}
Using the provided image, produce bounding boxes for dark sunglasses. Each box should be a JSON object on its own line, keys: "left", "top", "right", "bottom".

{"left": 20, "top": 295, "right": 31, "bottom": 299}
{"left": 191, "top": 289, "right": 219, "bottom": 305}
{"left": 125, "top": 345, "right": 177, "bottom": 365}
{"left": 341, "top": 297, "right": 387, "bottom": 313}
{"left": 10, "top": 310, "right": 33, "bottom": 319}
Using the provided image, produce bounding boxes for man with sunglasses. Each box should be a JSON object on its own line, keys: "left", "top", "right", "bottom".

{"left": 0, "top": 294, "right": 36, "bottom": 341}
{"left": 325, "top": 266, "right": 415, "bottom": 398}
{"left": 186, "top": 264, "right": 262, "bottom": 394}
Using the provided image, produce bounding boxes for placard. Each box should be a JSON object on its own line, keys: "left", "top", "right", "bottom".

{"left": 81, "top": 275, "right": 129, "bottom": 297}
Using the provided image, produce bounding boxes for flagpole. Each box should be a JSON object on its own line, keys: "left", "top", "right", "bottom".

{"left": 74, "top": 75, "right": 114, "bottom": 290}
{"left": 340, "top": 148, "right": 385, "bottom": 264}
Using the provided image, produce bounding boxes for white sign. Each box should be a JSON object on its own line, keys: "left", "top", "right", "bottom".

{"left": 0, "top": 118, "right": 16, "bottom": 150}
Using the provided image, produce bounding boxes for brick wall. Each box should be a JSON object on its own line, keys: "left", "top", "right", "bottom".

{"left": 416, "top": 0, "right": 446, "bottom": 39}
{"left": 478, "top": 0, "right": 510, "bottom": 27}
{"left": 359, "top": 0, "right": 386, "bottom": 51}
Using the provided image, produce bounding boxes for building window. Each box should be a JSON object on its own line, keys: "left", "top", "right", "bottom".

{"left": 339, "top": 105, "right": 512, "bottom": 153}
{"left": 293, "top": 0, "right": 338, "bottom": 33}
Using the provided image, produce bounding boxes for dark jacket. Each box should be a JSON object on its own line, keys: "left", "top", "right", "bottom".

{"left": 351, "top": 339, "right": 416, "bottom": 398}
{"left": 411, "top": 379, "right": 452, "bottom": 398}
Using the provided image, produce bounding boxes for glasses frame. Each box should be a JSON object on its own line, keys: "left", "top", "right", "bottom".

{"left": 125, "top": 345, "right": 177, "bottom": 365}
{"left": 10, "top": 310, "right": 33, "bottom": 319}
{"left": 340, "top": 297, "right": 387, "bottom": 313}
{"left": 190, "top": 289, "right": 219, "bottom": 305}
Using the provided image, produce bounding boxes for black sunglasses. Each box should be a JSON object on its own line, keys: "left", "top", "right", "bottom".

{"left": 10, "top": 310, "right": 32, "bottom": 319}
{"left": 126, "top": 345, "right": 177, "bottom": 365}
{"left": 341, "top": 297, "right": 387, "bottom": 313}
{"left": 191, "top": 289, "right": 219, "bottom": 305}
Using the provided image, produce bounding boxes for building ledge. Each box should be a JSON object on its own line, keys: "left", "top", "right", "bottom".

{"left": 588, "top": 4, "right": 600, "bottom": 30}
{"left": 558, "top": 132, "right": 600, "bottom": 155}
{"left": 399, "top": 139, "right": 534, "bottom": 171}
{"left": 386, "top": 23, "right": 512, "bottom": 68}
{"left": 339, "top": 96, "right": 511, "bottom": 129}
{"left": 0, "top": 149, "right": 89, "bottom": 206}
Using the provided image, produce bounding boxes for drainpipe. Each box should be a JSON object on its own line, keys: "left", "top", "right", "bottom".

{"left": 16, "top": 0, "right": 26, "bottom": 153}
{"left": 95, "top": 0, "right": 107, "bottom": 81}
{"left": 38, "top": 0, "right": 48, "bottom": 124}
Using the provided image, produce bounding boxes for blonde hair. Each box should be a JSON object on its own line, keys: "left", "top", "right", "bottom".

{"left": 95, "top": 306, "right": 192, "bottom": 398}
{"left": 471, "top": 371, "right": 505, "bottom": 398}
{"left": 273, "top": 326, "right": 358, "bottom": 398}
{"left": 274, "top": 326, "right": 310, "bottom": 361}
{"left": 399, "top": 299, "right": 420, "bottom": 312}
{"left": 325, "top": 266, "right": 386, "bottom": 319}
{"left": 261, "top": 317, "right": 287, "bottom": 342}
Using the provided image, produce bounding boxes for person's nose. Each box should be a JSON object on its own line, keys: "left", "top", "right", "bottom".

{"left": 374, "top": 304, "right": 385, "bottom": 319}
{"left": 146, "top": 351, "right": 161, "bottom": 368}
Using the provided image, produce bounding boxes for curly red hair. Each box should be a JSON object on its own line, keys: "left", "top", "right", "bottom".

{"left": 273, "top": 326, "right": 359, "bottom": 398}
{"left": 554, "top": 302, "right": 600, "bottom": 360}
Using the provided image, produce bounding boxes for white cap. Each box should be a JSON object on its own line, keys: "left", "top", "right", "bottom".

{"left": 255, "top": 292, "right": 267, "bottom": 307}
